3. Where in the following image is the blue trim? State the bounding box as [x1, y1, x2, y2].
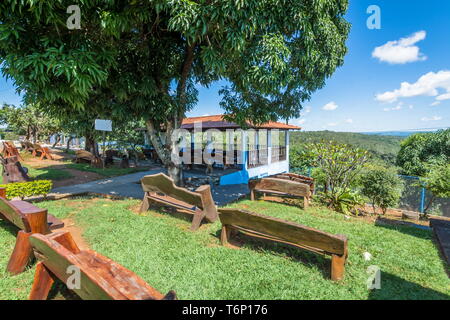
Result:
[220, 170, 249, 185]
[420, 187, 426, 213]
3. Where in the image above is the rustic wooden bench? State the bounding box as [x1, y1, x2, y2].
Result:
[21, 141, 35, 153]
[0, 188, 64, 275]
[140, 173, 218, 231]
[249, 177, 312, 208]
[29, 230, 177, 300]
[2, 141, 23, 161]
[74, 150, 103, 168]
[272, 173, 315, 194]
[32, 143, 54, 160]
[218, 208, 349, 281]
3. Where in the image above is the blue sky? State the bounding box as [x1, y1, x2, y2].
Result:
[1, 0, 449, 132]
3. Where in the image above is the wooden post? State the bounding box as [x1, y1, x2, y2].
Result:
[331, 254, 346, 281]
[29, 262, 55, 300]
[7, 231, 33, 275]
[0, 187, 6, 198]
[303, 196, 309, 209]
[139, 195, 150, 213]
[220, 225, 231, 246]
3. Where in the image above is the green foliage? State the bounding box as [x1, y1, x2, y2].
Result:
[0, 180, 53, 200]
[317, 188, 365, 215]
[421, 162, 450, 199]
[396, 129, 450, 177]
[361, 167, 404, 215]
[0, 0, 351, 177]
[290, 131, 404, 166]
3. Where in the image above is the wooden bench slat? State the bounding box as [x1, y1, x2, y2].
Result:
[219, 208, 346, 255]
[29, 231, 176, 300]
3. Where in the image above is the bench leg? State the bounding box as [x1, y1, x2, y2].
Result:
[250, 189, 255, 201]
[303, 197, 309, 209]
[220, 225, 232, 246]
[331, 254, 346, 281]
[7, 231, 33, 275]
[190, 212, 205, 231]
[139, 195, 150, 213]
[29, 262, 55, 300]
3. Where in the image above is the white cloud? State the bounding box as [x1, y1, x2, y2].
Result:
[383, 103, 403, 112]
[322, 102, 338, 111]
[372, 31, 427, 64]
[436, 93, 450, 101]
[421, 116, 442, 122]
[345, 118, 353, 124]
[430, 101, 441, 107]
[408, 105, 414, 109]
[327, 122, 338, 127]
[376, 70, 450, 103]
[296, 119, 307, 125]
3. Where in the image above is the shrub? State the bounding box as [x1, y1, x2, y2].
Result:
[420, 161, 450, 214]
[361, 167, 403, 215]
[318, 188, 365, 215]
[0, 180, 53, 200]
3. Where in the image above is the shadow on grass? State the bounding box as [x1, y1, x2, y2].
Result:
[368, 272, 450, 300]
[212, 228, 331, 280]
[0, 219, 20, 238]
[375, 217, 432, 241]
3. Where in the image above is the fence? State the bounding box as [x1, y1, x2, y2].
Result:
[399, 175, 449, 217]
[291, 167, 449, 217]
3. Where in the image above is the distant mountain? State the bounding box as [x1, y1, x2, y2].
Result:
[360, 131, 438, 137]
[290, 131, 405, 165]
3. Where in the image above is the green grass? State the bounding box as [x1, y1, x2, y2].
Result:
[0, 166, 73, 184]
[65, 163, 148, 177]
[1, 197, 449, 300]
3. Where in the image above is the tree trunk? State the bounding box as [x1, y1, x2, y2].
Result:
[145, 119, 184, 186]
[52, 135, 61, 148]
[84, 134, 99, 157]
[65, 136, 74, 153]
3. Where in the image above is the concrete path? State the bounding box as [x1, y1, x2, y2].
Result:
[51, 169, 249, 206]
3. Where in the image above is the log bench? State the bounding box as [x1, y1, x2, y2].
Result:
[218, 208, 348, 281]
[2, 141, 23, 161]
[272, 173, 315, 194]
[32, 143, 54, 160]
[29, 230, 177, 300]
[140, 173, 218, 231]
[249, 177, 312, 208]
[0, 188, 64, 275]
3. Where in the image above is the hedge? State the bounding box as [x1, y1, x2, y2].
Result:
[0, 180, 53, 200]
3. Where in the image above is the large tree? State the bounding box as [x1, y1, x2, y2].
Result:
[0, 0, 350, 184]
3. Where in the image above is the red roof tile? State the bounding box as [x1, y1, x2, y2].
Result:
[181, 115, 301, 130]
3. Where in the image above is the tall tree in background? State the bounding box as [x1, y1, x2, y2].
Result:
[0, 0, 350, 184]
[396, 129, 450, 177]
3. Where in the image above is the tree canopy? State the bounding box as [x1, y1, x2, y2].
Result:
[0, 0, 351, 183]
[396, 129, 450, 177]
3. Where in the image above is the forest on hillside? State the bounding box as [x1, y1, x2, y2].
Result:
[290, 131, 405, 165]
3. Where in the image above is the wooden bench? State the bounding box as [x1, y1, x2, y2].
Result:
[74, 150, 103, 168]
[249, 177, 312, 208]
[32, 143, 54, 160]
[21, 141, 35, 153]
[2, 141, 23, 161]
[272, 173, 315, 194]
[29, 230, 177, 300]
[0, 188, 64, 275]
[140, 173, 218, 231]
[218, 208, 349, 281]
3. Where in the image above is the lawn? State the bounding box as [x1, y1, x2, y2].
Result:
[0, 197, 449, 300]
[65, 163, 148, 177]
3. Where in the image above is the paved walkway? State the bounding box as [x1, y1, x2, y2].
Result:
[51, 169, 249, 206]
[430, 217, 450, 269]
